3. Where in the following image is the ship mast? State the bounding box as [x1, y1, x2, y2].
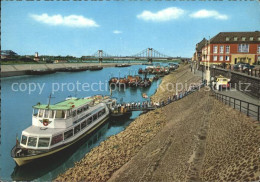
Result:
[47, 93, 55, 109]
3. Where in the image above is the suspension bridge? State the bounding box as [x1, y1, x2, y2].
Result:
[81, 48, 190, 63]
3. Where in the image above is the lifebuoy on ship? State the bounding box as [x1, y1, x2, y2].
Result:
[42, 119, 49, 126]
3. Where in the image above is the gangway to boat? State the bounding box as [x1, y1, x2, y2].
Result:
[110, 82, 205, 117]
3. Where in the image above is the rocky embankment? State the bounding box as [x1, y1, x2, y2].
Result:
[55, 64, 260, 181]
[55, 109, 167, 181]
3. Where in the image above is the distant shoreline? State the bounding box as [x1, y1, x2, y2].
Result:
[0, 62, 142, 78]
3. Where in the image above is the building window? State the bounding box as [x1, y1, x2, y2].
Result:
[258, 37, 260, 41]
[225, 56, 230, 61]
[220, 56, 223, 61]
[258, 45, 260, 53]
[213, 56, 217, 61]
[242, 37, 246, 41]
[234, 37, 238, 41]
[250, 37, 254, 41]
[226, 37, 229, 41]
[226, 45, 230, 53]
[220, 46, 224, 53]
[213, 46, 218, 53]
[238, 44, 249, 53]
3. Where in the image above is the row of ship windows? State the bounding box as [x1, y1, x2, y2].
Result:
[21, 108, 106, 148]
[34, 105, 89, 119]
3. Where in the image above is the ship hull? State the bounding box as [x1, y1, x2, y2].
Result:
[12, 116, 109, 166]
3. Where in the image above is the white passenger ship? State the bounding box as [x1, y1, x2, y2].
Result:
[11, 95, 116, 166]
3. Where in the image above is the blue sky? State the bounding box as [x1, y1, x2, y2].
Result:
[2, 1, 260, 57]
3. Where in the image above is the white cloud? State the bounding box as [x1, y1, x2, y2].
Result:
[30, 13, 99, 27]
[137, 7, 185, 22]
[190, 9, 228, 20]
[113, 30, 122, 34]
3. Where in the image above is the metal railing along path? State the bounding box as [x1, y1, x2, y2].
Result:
[214, 92, 260, 122]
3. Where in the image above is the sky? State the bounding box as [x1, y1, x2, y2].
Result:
[2, 1, 260, 58]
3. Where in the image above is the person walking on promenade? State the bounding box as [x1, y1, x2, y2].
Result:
[172, 94, 176, 101]
[118, 104, 121, 113]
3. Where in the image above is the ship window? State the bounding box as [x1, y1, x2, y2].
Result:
[64, 129, 73, 140]
[66, 110, 71, 118]
[33, 109, 39, 116]
[87, 117, 92, 125]
[81, 120, 87, 129]
[38, 137, 50, 147]
[51, 134, 63, 145]
[49, 110, 55, 118]
[27, 137, 37, 147]
[83, 105, 89, 111]
[74, 125, 81, 135]
[44, 110, 50, 118]
[56, 110, 66, 118]
[93, 114, 98, 121]
[77, 108, 83, 115]
[72, 110, 76, 117]
[21, 135, 27, 145]
[38, 109, 44, 118]
[98, 109, 106, 117]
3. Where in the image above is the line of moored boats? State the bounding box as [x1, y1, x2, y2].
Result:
[109, 63, 179, 88]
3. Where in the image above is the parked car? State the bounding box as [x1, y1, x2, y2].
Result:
[212, 75, 231, 91]
[233, 63, 254, 71]
[233, 63, 242, 70]
[242, 63, 255, 70]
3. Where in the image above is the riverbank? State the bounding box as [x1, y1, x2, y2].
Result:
[109, 66, 260, 181]
[0, 62, 141, 78]
[54, 64, 200, 181]
[55, 65, 260, 181]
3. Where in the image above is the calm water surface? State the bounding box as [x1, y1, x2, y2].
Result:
[0, 64, 164, 181]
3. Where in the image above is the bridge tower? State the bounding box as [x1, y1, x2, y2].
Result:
[147, 48, 153, 63]
[98, 50, 103, 63]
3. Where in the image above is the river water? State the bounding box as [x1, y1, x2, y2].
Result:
[0, 64, 164, 181]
